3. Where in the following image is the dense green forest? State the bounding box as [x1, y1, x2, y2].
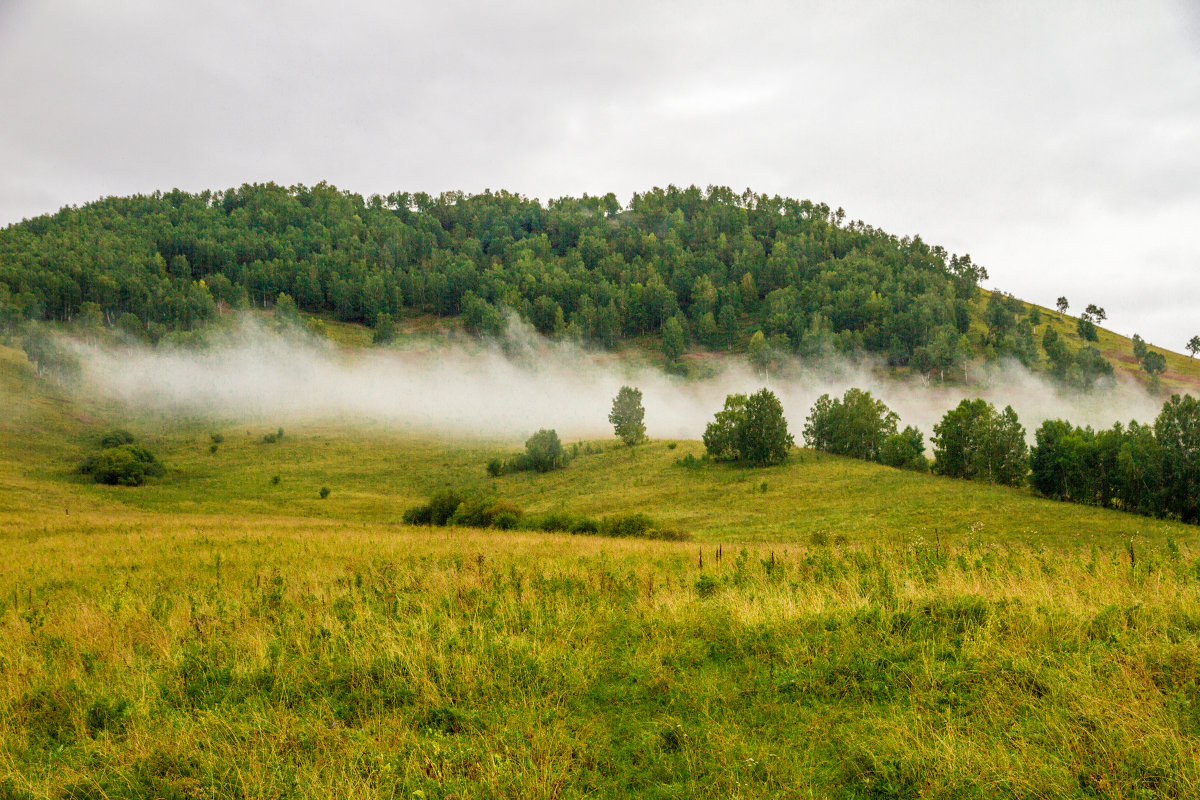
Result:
[0, 183, 1002, 369]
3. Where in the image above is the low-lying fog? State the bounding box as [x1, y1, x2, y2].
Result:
[74, 318, 1168, 443]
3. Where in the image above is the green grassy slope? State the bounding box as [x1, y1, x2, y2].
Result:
[1007, 297, 1200, 392]
[2, 342, 1200, 798]
[0, 348, 1190, 550]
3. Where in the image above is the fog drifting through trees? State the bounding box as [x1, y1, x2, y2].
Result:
[73, 316, 1165, 444]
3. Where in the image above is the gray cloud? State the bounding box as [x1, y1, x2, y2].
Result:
[2, 0, 1197, 348]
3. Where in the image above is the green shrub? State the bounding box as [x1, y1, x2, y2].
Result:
[98, 429, 135, 449]
[81, 445, 165, 486]
[524, 429, 565, 473]
[319, 486, 331, 499]
[449, 496, 492, 528]
[492, 510, 520, 530]
[522, 511, 599, 534]
[402, 505, 433, 525]
[879, 426, 930, 472]
[428, 489, 464, 526]
[210, 432, 225, 445]
[704, 389, 793, 466]
[600, 513, 656, 538]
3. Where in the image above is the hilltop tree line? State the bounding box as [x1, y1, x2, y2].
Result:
[0, 182, 990, 368]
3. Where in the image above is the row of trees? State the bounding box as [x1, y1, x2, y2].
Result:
[801, 389, 1027, 485]
[1029, 394, 1200, 523]
[803, 386, 1200, 524]
[546, 380, 1199, 527]
[0, 183, 987, 368]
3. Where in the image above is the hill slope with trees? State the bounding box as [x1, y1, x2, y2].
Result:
[0, 183, 984, 363]
[3, 182, 1197, 391]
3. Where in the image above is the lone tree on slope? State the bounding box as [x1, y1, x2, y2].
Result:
[1056, 297, 1069, 318]
[1187, 335, 1200, 359]
[609, 385, 647, 447]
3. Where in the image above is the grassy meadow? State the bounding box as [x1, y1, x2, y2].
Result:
[2, 341, 1200, 798]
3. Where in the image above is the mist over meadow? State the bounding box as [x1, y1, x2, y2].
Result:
[71, 317, 1166, 444]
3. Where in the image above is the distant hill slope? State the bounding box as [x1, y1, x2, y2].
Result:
[0, 340, 1193, 549]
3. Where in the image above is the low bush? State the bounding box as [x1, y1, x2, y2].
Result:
[520, 511, 599, 534]
[405, 491, 524, 529]
[98, 429, 135, 449]
[402, 490, 685, 539]
[486, 430, 589, 477]
[80, 444, 165, 486]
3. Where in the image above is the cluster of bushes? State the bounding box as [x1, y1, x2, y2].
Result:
[1132, 334, 1168, 388]
[486, 429, 565, 476]
[1030, 394, 1200, 522]
[803, 388, 928, 471]
[802, 389, 1024, 485]
[703, 389, 793, 466]
[402, 490, 523, 529]
[804, 385, 1200, 524]
[78, 429, 165, 486]
[1041, 327, 1113, 389]
[487, 431, 606, 477]
[402, 489, 685, 540]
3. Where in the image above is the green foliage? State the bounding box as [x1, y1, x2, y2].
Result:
[400, 488, 680, 540]
[803, 388, 899, 462]
[608, 385, 647, 447]
[80, 444, 165, 486]
[1043, 326, 1113, 389]
[428, 488, 465, 525]
[1155, 393, 1200, 523]
[523, 429, 565, 473]
[371, 312, 395, 344]
[1142, 350, 1167, 378]
[19, 323, 79, 382]
[879, 426, 930, 472]
[703, 389, 794, 466]
[661, 315, 686, 363]
[0, 184, 987, 364]
[318, 486, 331, 499]
[932, 399, 1027, 486]
[1026, 395, 1200, 523]
[99, 429, 135, 449]
[1076, 316, 1099, 342]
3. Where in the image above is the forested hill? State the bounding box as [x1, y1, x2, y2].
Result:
[0, 184, 998, 366]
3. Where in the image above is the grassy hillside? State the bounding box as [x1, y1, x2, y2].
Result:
[2, 343, 1200, 798]
[1005, 297, 1200, 393]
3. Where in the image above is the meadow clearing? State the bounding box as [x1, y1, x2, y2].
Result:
[1, 344, 1199, 798]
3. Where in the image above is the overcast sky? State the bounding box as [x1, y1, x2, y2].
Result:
[1, 1, 1197, 349]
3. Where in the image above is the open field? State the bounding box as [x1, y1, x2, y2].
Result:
[2, 342, 1200, 798]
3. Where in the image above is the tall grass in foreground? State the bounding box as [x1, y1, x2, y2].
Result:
[1, 520, 1198, 798]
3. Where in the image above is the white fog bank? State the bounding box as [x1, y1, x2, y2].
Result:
[74, 319, 1171, 443]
